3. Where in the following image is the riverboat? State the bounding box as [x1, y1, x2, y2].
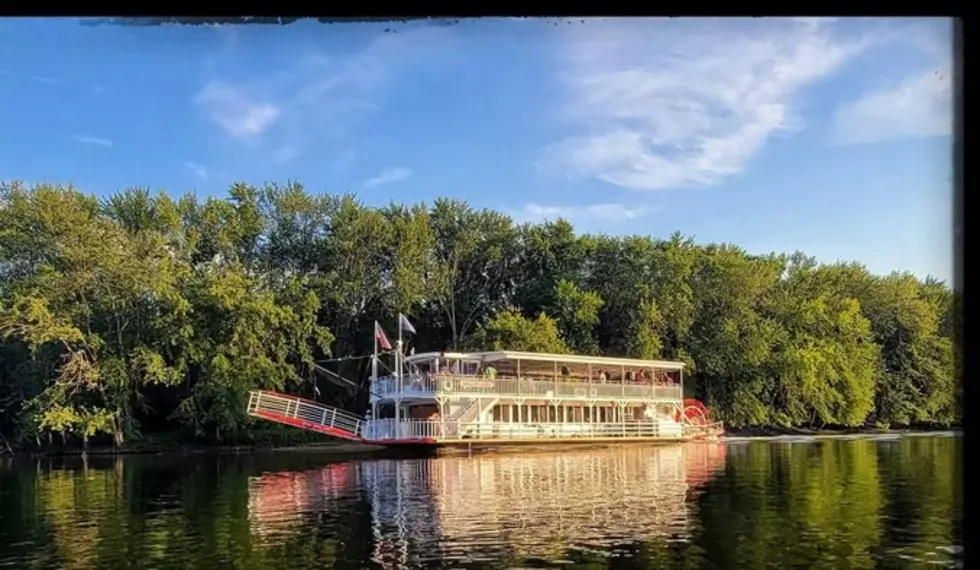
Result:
[246, 349, 725, 447]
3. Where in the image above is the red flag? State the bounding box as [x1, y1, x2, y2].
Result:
[375, 322, 392, 351]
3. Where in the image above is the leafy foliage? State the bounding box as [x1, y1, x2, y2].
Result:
[0, 182, 960, 450]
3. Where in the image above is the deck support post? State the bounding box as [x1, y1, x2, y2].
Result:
[650, 367, 655, 400]
[394, 398, 402, 438]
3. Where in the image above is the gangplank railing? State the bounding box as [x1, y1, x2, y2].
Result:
[247, 390, 364, 439]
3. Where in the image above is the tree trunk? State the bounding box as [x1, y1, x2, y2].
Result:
[112, 412, 125, 448]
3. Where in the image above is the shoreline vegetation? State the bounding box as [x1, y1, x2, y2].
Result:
[0, 182, 961, 455]
[3, 425, 962, 459]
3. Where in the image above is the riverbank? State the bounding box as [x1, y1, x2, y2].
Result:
[0, 426, 388, 459]
[2, 440, 385, 459]
[725, 425, 961, 437]
[2, 424, 960, 458]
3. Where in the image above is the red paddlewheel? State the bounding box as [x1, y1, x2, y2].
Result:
[676, 399, 714, 425]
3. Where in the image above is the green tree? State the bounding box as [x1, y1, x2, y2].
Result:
[0, 180, 961, 449]
[551, 279, 603, 354]
[469, 309, 568, 354]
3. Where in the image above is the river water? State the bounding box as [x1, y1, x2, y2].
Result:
[0, 434, 962, 569]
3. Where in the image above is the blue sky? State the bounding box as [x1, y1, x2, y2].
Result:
[0, 17, 955, 283]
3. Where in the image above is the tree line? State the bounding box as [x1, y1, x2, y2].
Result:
[0, 182, 961, 451]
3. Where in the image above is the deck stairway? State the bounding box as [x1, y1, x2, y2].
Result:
[247, 390, 364, 441]
[458, 398, 498, 438]
[449, 398, 480, 423]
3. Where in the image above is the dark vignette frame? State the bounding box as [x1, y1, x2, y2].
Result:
[0, 11, 970, 563]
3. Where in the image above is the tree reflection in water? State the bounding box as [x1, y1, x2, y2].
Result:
[0, 435, 963, 570]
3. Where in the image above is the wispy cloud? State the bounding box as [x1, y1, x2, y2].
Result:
[540, 18, 872, 191]
[830, 23, 953, 146]
[831, 69, 951, 145]
[32, 76, 57, 84]
[194, 25, 455, 160]
[186, 161, 209, 179]
[333, 150, 355, 170]
[271, 144, 299, 164]
[194, 80, 281, 141]
[72, 134, 113, 147]
[364, 167, 413, 188]
[515, 202, 655, 223]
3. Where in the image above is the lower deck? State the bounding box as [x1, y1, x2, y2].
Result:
[246, 390, 724, 448]
[370, 435, 695, 448]
[363, 417, 689, 443]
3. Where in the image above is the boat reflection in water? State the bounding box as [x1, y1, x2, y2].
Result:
[248, 443, 727, 567]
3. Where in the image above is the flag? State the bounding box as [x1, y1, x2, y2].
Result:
[314, 384, 321, 396]
[375, 322, 392, 350]
[398, 313, 417, 334]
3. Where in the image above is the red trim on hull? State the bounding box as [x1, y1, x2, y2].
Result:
[253, 411, 363, 441]
[363, 438, 438, 446]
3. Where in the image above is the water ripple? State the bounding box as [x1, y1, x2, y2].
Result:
[0, 436, 962, 570]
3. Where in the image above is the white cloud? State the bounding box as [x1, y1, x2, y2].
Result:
[194, 80, 281, 141]
[186, 161, 209, 179]
[72, 134, 113, 147]
[364, 167, 412, 188]
[194, 25, 454, 160]
[541, 18, 871, 191]
[32, 76, 57, 84]
[831, 68, 952, 145]
[830, 22, 953, 146]
[515, 202, 655, 223]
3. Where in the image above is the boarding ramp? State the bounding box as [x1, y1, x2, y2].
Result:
[247, 390, 364, 441]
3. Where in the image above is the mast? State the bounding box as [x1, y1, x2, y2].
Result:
[372, 322, 379, 433]
[395, 323, 403, 433]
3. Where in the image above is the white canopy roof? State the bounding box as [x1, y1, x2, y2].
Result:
[404, 350, 685, 370]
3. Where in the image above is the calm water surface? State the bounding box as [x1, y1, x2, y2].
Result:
[0, 434, 962, 569]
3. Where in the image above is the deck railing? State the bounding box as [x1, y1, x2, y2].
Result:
[372, 375, 682, 402]
[247, 390, 364, 438]
[363, 418, 685, 441]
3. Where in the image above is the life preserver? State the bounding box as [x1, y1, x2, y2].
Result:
[444, 379, 453, 391]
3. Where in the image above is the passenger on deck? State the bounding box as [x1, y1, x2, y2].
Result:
[484, 364, 497, 379]
[598, 370, 608, 383]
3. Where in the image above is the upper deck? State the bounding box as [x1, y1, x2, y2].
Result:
[371, 350, 685, 404]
